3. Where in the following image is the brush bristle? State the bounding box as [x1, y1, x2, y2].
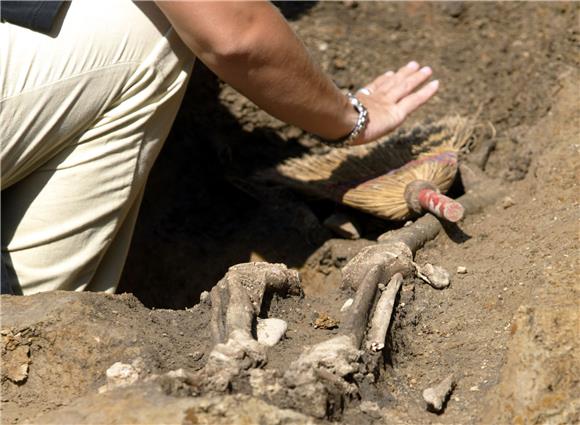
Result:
[259, 116, 475, 220]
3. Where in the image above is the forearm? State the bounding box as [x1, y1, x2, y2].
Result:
[156, 1, 357, 140]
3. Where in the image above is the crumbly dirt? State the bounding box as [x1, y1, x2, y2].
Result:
[2, 2, 579, 424]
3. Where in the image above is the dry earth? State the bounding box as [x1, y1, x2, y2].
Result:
[1, 2, 579, 424]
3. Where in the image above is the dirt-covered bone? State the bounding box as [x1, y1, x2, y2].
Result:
[247, 252, 412, 418]
[248, 260, 401, 418]
[249, 335, 363, 419]
[178, 162, 504, 418]
[341, 265, 383, 346]
[210, 262, 301, 344]
[366, 273, 404, 352]
[341, 241, 413, 291]
[193, 263, 301, 393]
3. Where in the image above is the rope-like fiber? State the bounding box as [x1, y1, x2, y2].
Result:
[261, 116, 475, 220]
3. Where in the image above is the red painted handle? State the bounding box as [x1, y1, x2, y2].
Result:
[417, 189, 464, 222]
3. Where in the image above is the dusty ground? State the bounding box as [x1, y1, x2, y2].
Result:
[1, 2, 579, 424]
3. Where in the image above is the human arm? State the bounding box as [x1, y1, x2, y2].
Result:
[155, 1, 438, 145]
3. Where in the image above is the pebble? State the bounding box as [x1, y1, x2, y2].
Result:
[502, 196, 516, 209]
[360, 401, 381, 418]
[199, 291, 210, 304]
[256, 318, 287, 347]
[340, 298, 354, 312]
[457, 266, 468, 274]
[188, 351, 204, 361]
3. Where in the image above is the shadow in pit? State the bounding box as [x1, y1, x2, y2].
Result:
[117, 62, 330, 309]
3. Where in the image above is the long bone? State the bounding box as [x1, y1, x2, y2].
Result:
[366, 273, 404, 352]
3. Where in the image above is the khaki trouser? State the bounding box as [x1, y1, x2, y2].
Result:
[1, 0, 194, 294]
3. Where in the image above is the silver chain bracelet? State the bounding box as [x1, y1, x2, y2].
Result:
[321, 92, 369, 148]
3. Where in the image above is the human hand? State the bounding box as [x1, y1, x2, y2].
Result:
[351, 61, 439, 145]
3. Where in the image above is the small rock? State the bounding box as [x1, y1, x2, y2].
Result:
[457, 266, 468, 274]
[502, 196, 515, 209]
[323, 213, 360, 239]
[257, 318, 287, 347]
[360, 401, 381, 418]
[188, 351, 204, 361]
[2, 344, 30, 383]
[101, 361, 140, 393]
[333, 58, 347, 70]
[378, 283, 386, 291]
[416, 263, 451, 289]
[199, 291, 210, 304]
[340, 298, 354, 312]
[422, 373, 456, 413]
[442, 2, 465, 18]
[317, 42, 328, 52]
[166, 369, 188, 379]
[469, 385, 480, 391]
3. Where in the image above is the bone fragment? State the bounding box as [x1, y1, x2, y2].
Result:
[201, 263, 301, 392]
[210, 262, 300, 344]
[340, 298, 353, 312]
[257, 318, 287, 346]
[422, 373, 456, 412]
[341, 265, 383, 347]
[366, 273, 403, 351]
[415, 263, 450, 289]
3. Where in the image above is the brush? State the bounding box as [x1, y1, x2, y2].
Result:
[259, 116, 474, 223]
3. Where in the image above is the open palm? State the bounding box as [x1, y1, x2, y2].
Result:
[352, 61, 439, 145]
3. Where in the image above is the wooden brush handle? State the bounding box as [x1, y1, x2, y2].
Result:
[417, 188, 464, 222]
[404, 180, 464, 223]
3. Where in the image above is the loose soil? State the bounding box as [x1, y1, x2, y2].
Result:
[1, 2, 578, 424]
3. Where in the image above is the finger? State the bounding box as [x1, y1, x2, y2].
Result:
[396, 79, 439, 116]
[359, 70, 395, 95]
[395, 60, 421, 79]
[377, 61, 420, 93]
[387, 65, 433, 102]
[374, 71, 397, 93]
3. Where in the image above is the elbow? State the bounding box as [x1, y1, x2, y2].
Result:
[199, 33, 255, 68]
